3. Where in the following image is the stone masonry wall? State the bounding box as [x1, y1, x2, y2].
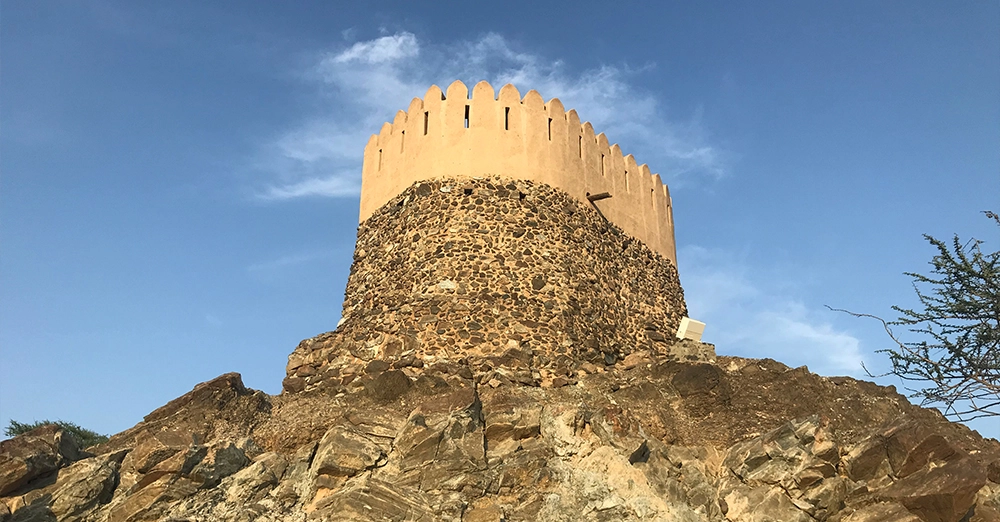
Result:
[283, 177, 687, 393]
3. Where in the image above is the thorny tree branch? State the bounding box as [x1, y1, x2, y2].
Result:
[828, 211, 1000, 421]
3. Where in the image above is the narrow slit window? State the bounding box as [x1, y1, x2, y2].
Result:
[624, 170, 629, 192]
[400, 130, 405, 152]
[601, 154, 605, 177]
[504, 107, 510, 130]
[650, 189, 655, 209]
[578, 136, 583, 157]
[423, 111, 429, 135]
[547, 118, 552, 140]
[464, 105, 470, 129]
[378, 149, 383, 171]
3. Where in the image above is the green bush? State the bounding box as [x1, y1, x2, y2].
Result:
[4, 419, 109, 448]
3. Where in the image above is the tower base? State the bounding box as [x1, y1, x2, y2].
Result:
[284, 177, 687, 393]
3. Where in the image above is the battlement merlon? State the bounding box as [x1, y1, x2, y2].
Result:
[359, 80, 678, 265]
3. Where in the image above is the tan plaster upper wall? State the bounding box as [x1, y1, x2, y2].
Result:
[360, 80, 678, 264]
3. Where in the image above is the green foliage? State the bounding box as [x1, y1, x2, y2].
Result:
[4, 419, 110, 448]
[837, 211, 999, 420]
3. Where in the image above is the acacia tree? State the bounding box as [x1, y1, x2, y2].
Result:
[4, 419, 109, 448]
[835, 211, 999, 421]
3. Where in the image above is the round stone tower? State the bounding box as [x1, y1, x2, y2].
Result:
[283, 81, 687, 394]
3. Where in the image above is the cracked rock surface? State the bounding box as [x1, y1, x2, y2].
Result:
[3, 356, 999, 521]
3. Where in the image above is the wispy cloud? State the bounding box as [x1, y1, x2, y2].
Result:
[332, 32, 420, 64]
[680, 245, 867, 376]
[247, 250, 333, 272]
[254, 31, 727, 200]
[257, 169, 359, 200]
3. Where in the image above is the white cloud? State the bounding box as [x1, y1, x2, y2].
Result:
[680, 246, 759, 315]
[247, 250, 332, 272]
[254, 31, 727, 200]
[332, 32, 419, 64]
[259, 172, 359, 200]
[680, 245, 867, 377]
[754, 306, 867, 375]
[274, 123, 360, 164]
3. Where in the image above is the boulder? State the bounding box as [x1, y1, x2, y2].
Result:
[2, 451, 124, 522]
[0, 425, 81, 496]
[310, 426, 387, 491]
[842, 502, 923, 522]
[879, 458, 987, 522]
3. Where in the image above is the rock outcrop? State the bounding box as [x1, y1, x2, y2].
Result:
[0, 424, 83, 498]
[3, 352, 998, 521]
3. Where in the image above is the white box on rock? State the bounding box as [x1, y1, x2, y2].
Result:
[676, 317, 706, 342]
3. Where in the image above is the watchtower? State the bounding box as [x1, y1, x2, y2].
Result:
[361, 80, 677, 264]
[283, 80, 688, 393]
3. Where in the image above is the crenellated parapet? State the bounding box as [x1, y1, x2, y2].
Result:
[361, 80, 677, 264]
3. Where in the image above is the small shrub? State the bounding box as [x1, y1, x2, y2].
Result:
[4, 419, 110, 448]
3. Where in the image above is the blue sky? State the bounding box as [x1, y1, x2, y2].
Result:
[2, 2, 997, 439]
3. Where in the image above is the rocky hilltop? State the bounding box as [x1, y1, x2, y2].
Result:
[2, 346, 998, 521]
[3, 177, 998, 521]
